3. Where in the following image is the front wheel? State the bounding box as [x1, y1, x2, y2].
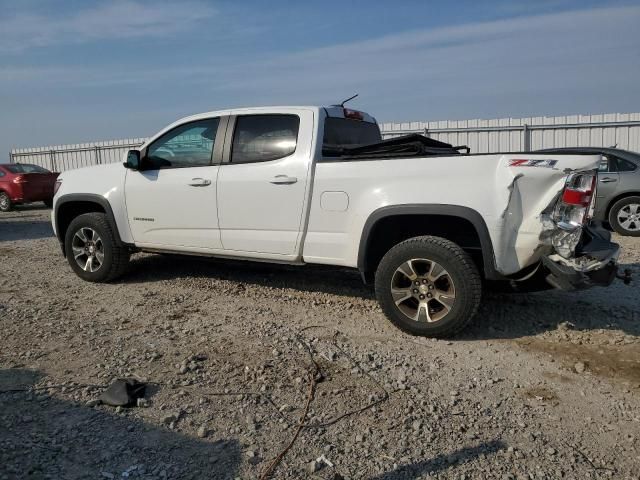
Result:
[0, 192, 12, 212]
[375, 236, 482, 338]
[609, 196, 640, 237]
[64, 212, 130, 282]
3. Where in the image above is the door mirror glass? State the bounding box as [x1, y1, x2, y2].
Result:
[124, 150, 141, 170]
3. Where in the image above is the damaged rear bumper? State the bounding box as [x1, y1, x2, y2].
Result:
[542, 223, 620, 290]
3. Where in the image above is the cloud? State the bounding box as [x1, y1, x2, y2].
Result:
[0, 0, 216, 52]
[225, 5, 640, 91]
[210, 4, 640, 118]
[6, 4, 636, 109]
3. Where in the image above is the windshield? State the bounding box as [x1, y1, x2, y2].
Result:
[323, 117, 382, 151]
[5, 164, 51, 174]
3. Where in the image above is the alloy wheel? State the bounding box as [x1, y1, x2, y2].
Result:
[617, 203, 640, 232]
[71, 227, 105, 272]
[390, 258, 456, 323]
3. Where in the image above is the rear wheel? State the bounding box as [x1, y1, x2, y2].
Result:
[609, 196, 640, 237]
[0, 192, 12, 212]
[375, 236, 482, 338]
[64, 213, 130, 282]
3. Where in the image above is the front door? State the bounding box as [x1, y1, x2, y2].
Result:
[125, 117, 225, 250]
[216, 111, 313, 256]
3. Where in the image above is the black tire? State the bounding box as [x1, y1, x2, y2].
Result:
[0, 192, 12, 212]
[43, 199, 53, 208]
[64, 213, 130, 282]
[375, 236, 482, 338]
[608, 196, 640, 237]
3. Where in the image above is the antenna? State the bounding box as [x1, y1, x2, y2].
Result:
[339, 94, 359, 107]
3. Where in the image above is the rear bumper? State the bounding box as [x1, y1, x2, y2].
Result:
[542, 223, 620, 290]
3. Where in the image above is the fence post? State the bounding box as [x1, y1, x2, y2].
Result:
[95, 146, 101, 165]
[49, 150, 58, 172]
[523, 124, 531, 152]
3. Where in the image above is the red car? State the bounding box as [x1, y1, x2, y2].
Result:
[0, 163, 60, 212]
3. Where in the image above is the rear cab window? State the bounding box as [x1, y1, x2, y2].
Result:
[322, 117, 382, 155]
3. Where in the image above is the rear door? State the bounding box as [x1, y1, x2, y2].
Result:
[216, 109, 314, 256]
[124, 117, 227, 250]
[23, 175, 56, 200]
[11, 164, 56, 200]
[595, 154, 620, 218]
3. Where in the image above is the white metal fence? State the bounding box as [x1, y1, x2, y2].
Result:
[9, 113, 640, 172]
[380, 113, 640, 153]
[9, 138, 146, 172]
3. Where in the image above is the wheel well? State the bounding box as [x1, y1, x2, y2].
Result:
[56, 201, 106, 245]
[605, 192, 640, 220]
[359, 214, 485, 279]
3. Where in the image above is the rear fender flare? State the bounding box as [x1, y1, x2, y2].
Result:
[357, 204, 501, 280]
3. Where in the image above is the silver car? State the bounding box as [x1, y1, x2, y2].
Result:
[536, 147, 640, 236]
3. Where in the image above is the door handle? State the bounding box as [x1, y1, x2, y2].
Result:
[188, 178, 211, 186]
[600, 177, 617, 183]
[270, 175, 298, 185]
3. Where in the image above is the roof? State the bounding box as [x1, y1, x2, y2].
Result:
[537, 146, 627, 153]
[173, 105, 376, 125]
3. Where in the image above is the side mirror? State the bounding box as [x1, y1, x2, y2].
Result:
[124, 150, 141, 170]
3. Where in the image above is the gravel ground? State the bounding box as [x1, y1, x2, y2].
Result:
[1, 206, 639, 480]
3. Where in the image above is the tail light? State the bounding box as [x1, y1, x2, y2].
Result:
[561, 173, 596, 207]
[553, 171, 596, 230]
[551, 170, 597, 258]
[12, 175, 27, 184]
[343, 108, 364, 120]
[54, 179, 62, 195]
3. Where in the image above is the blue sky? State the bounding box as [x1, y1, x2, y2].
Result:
[1, 0, 639, 159]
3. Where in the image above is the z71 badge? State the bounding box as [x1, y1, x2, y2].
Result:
[509, 159, 558, 168]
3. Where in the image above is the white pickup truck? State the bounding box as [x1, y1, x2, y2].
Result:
[52, 105, 623, 337]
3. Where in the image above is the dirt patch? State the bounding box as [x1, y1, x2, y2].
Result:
[2, 207, 640, 478]
[521, 386, 559, 404]
[519, 338, 640, 388]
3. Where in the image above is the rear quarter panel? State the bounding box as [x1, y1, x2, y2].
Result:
[304, 153, 601, 275]
[0, 169, 18, 200]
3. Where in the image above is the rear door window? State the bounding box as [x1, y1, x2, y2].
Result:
[230, 114, 300, 164]
[614, 157, 637, 172]
[599, 156, 614, 172]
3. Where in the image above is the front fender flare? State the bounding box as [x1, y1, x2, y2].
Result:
[55, 194, 127, 253]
